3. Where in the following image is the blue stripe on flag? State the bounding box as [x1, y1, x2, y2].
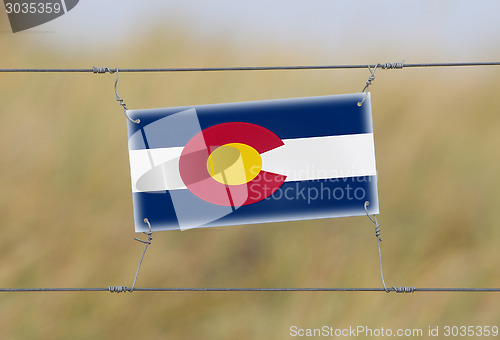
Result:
[132, 176, 378, 232]
[128, 94, 372, 150]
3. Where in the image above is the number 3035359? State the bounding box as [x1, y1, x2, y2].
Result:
[5, 2, 62, 14]
[443, 325, 499, 337]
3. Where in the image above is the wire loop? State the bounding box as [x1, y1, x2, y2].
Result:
[357, 64, 378, 107]
[357, 60, 404, 106]
[93, 66, 139, 123]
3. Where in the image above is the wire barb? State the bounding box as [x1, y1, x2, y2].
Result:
[108, 286, 129, 293]
[380, 60, 405, 69]
[391, 286, 415, 293]
[92, 67, 115, 74]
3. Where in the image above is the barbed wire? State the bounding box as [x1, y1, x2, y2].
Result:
[0, 61, 499, 73]
[0, 287, 499, 293]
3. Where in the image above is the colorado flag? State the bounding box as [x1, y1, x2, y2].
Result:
[127, 93, 379, 232]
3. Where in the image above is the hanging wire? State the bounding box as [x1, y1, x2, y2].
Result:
[93, 67, 140, 124]
[357, 61, 406, 106]
[107, 218, 154, 294]
[364, 201, 416, 294]
[364, 201, 388, 291]
[130, 218, 154, 292]
[114, 68, 140, 124]
[0, 61, 499, 73]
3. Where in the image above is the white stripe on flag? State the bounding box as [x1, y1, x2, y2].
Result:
[261, 133, 376, 181]
[128, 133, 376, 193]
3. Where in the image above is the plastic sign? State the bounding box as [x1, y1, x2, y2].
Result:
[126, 93, 379, 232]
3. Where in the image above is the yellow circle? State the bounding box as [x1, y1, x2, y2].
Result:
[207, 143, 262, 185]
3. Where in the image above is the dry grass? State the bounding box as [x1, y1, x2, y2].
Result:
[0, 17, 499, 339]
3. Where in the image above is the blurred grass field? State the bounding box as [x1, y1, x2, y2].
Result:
[1, 16, 500, 340]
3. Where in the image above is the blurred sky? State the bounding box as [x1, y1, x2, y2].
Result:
[2, 0, 500, 62]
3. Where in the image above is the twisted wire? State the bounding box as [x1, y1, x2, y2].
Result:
[112, 68, 140, 124]
[108, 286, 129, 293]
[130, 218, 154, 292]
[357, 64, 380, 106]
[364, 201, 416, 294]
[364, 201, 389, 292]
[391, 286, 416, 293]
[380, 61, 404, 69]
[92, 67, 115, 74]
